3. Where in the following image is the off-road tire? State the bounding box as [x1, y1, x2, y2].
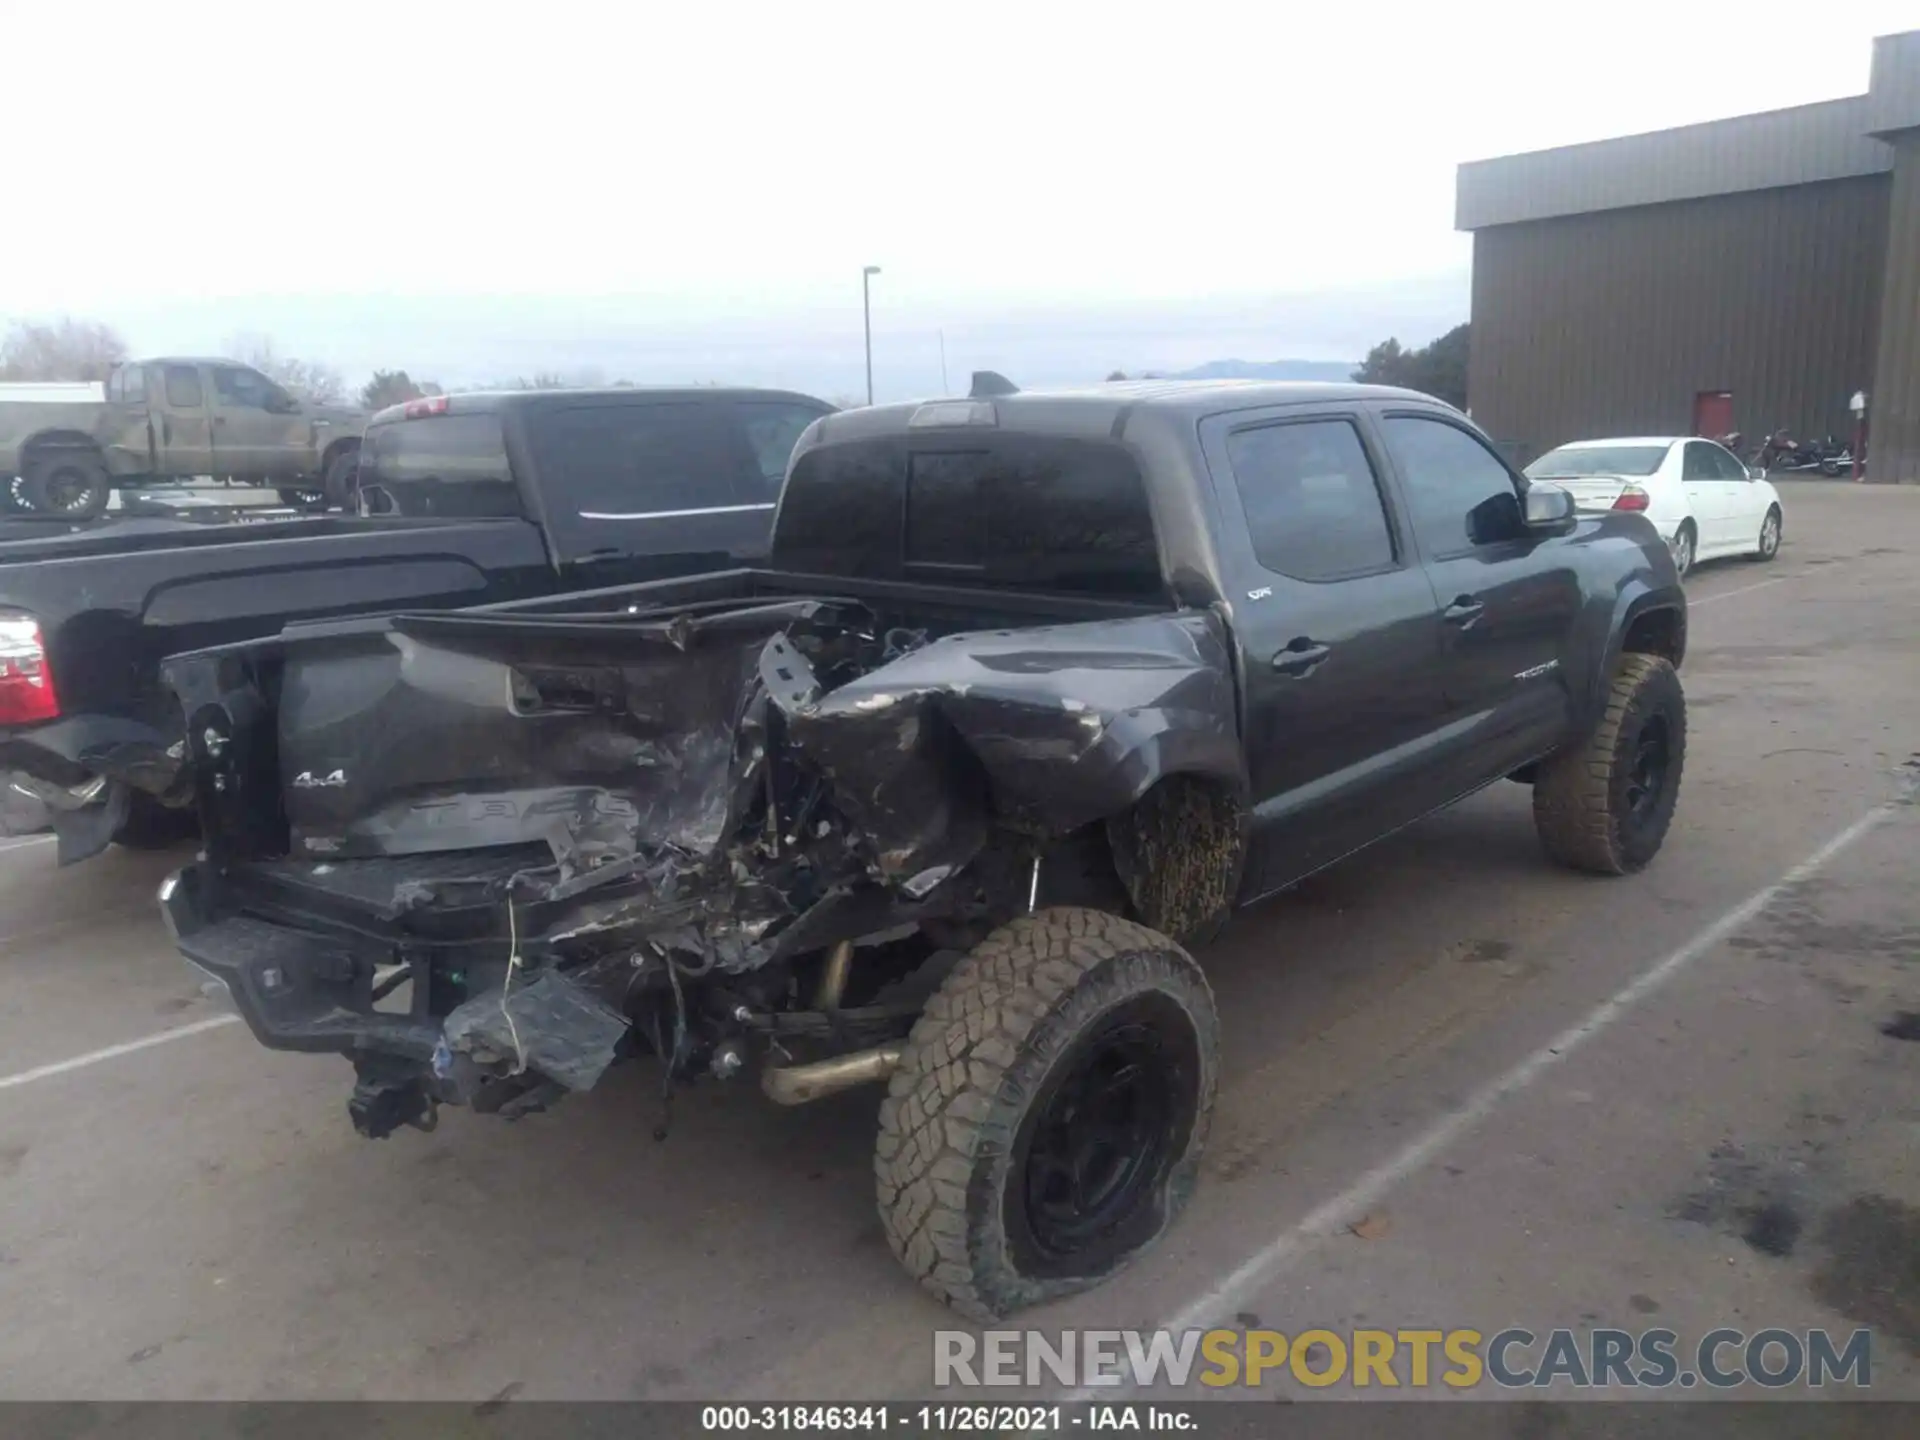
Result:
[277, 486, 328, 511]
[1, 476, 29, 514]
[111, 791, 198, 850]
[1533, 654, 1685, 875]
[22, 451, 112, 520]
[875, 908, 1218, 1320]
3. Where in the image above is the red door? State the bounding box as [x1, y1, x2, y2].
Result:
[1693, 391, 1734, 438]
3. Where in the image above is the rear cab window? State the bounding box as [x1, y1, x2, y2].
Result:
[360, 414, 523, 518]
[774, 434, 1164, 599]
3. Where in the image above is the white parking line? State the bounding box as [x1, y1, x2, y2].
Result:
[0, 834, 56, 855]
[1086, 783, 1906, 1390]
[0, 1014, 239, 1093]
[1689, 577, 1790, 607]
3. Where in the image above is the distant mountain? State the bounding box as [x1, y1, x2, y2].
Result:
[1164, 358, 1356, 382]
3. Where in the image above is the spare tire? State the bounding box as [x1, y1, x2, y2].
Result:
[23, 451, 112, 520]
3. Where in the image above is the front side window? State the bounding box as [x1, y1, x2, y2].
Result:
[1709, 444, 1751, 481]
[1382, 414, 1523, 554]
[121, 365, 147, 403]
[1224, 419, 1395, 581]
[213, 366, 287, 411]
[163, 365, 204, 408]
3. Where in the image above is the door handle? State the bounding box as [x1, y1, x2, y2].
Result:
[1271, 638, 1331, 676]
[1444, 596, 1485, 625]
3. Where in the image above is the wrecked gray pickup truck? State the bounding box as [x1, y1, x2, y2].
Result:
[159, 380, 1688, 1317]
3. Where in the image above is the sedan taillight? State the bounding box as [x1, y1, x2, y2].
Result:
[0, 612, 60, 725]
[1611, 485, 1651, 512]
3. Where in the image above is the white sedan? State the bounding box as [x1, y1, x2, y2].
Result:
[1524, 436, 1783, 578]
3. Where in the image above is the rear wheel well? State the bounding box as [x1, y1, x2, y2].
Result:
[320, 436, 360, 472]
[1622, 606, 1684, 666]
[1103, 774, 1247, 947]
[21, 429, 106, 468]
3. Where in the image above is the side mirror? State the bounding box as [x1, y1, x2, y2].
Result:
[1522, 482, 1575, 530]
[1748, 465, 1765, 481]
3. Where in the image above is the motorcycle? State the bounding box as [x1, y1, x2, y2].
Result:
[1754, 429, 1845, 475]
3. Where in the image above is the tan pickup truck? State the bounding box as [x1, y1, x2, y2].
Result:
[0, 357, 367, 519]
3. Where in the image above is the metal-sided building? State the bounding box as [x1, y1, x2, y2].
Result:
[1457, 29, 1920, 481]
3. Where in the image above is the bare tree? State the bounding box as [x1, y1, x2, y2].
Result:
[225, 332, 348, 405]
[503, 371, 574, 390]
[0, 317, 129, 381]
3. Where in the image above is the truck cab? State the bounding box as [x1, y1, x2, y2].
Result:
[2, 357, 368, 519]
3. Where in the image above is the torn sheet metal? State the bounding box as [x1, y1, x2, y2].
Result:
[775, 611, 1241, 883]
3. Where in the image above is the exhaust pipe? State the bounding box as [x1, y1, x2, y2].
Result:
[812, 938, 854, 1011]
[762, 1044, 904, 1106]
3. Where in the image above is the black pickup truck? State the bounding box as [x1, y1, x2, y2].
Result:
[160, 380, 1686, 1318]
[0, 386, 831, 861]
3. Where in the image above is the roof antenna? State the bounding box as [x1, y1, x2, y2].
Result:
[969, 370, 1018, 398]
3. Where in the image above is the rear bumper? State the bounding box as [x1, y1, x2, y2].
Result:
[160, 857, 637, 1137]
[160, 861, 442, 1062]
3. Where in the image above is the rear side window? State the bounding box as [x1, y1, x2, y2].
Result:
[528, 402, 757, 517]
[777, 436, 1162, 598]
[164, 365, 203, 408]
[360, 415, 521, 517]
[1225, 419, 1395, 581]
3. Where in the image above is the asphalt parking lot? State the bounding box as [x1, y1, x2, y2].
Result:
[2, 480, 1918, 1405]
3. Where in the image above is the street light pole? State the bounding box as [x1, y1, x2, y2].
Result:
[862, 265, 881, 406]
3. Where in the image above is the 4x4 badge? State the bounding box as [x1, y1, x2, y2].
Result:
[293, 769, 347, 788]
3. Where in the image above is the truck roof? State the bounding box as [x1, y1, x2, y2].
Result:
[806, 379, 1448, 447]
[367, 386, 834, 427]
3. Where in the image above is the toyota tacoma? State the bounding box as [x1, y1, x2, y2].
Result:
[159, 379, 1687, 1318]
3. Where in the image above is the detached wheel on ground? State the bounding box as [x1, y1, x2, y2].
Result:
[1750, 505, 1782, 562]
[876, 907, 1218, 1321]
[1533, 653, 1686, 875]
[21, 451, 112, 520]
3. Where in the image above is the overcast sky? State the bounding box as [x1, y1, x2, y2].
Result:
[6, 0, 1915, 399]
